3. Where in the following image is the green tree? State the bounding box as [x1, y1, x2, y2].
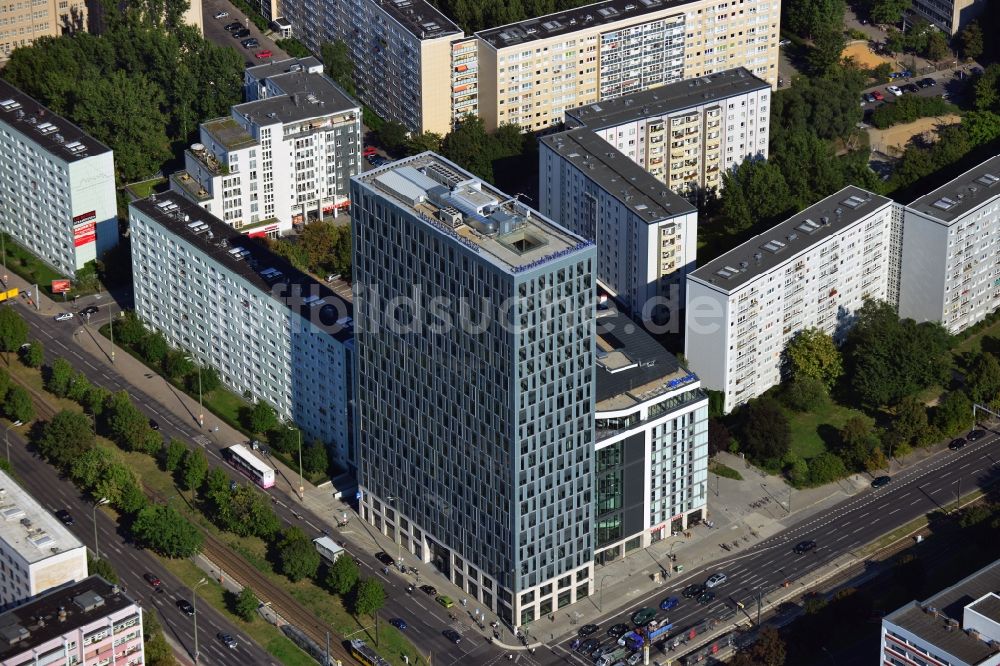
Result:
[783, 328, 843, 388]
[924, 30, 950, 61]
[179, 447, 209, 492]
[807, 26, 846, 75]
[275, 527, 321, 582]
[783, 0, 844, 39]
[82, 385, 111, 418]
[885, 396, 929, 449]
[142, 608, 177, 666]
[783, 375, 830, 412]
[738, 398, 792, 463]
[441, 116, 495, 182]
[202, 466, 229, 498]
[270, 426, 300, 454]
[138, 331, 168, 365]
[966, 351, 1000, 404]
[785, 454, 810, 487]
[35, 410, 94, 468]
[868, 0, 911, 24]
[105, 390, 158, 453]
[730, 626, 787, 666]
[377, 121, 409, 154]
[211, 483, 280, 538]
[958, 21, 984, 60]
[320, 40, 356, 97]
[186, 367, 220, 395]
[326, 553, 360, 596]
[20, 341, 43, 368]
[808, 451, 848, 484]
[352, 577, 386, 617]
[837, 415, 882, 471]
[87, 555, 120, 583]
[0, 367, 10, 400]
[114, 311, 147, 346]
[132, 503, 202, 558]
[161, 438, 187, 472]
[233, 586, 259, 622]
[405, 131, 444, 155]
[162, 350, 194, 379]
[932, 391, 973, 437]
[247, 401, 278, 434]
[4, 386, 34, 424]
[302, 440, 329, 475]
[66, 370, 91, 403]
[0, 307, 28, 359]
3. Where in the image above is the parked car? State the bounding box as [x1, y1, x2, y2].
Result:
[793, 539, 817, 554]
[863, 92, 876, 103]
[419, 585, 437, 595]
[917, 77, 936, 88]
[54, 312, 73, 321]
[149, 419, 159, 431]
[389, 618, 407, 630]
[255, 50, 272, 59]
[949, 437, 967, 450]
[241, 38, 259, 48]
[887, 85, 903, 96]
[705, 573, 727, 588]
[143, 573, 161, 588]
[967, 429, 986, 441]
[54, 509, 74, 525]
[363, 145, 378, 157]
[224, 21, 242, 31]
[872, 475, 892, 488]
[232, 28, 250, 38]
[659, 596, 680, 611]
[682, 583, 706, 598]
[213, 10, 229, 18]
[902, 83, 919, 93]
[176, 599, 194, 616]
[217, 632, 237, 649]
[81, 305, 99, 315]
[578, 624, 599, 636]
[871, 90, 885, 101]
[578, 638, 599, 653]
[607, 623, 629, 638]
[442, 629, 461, 644]
[375, 551, 394, 565]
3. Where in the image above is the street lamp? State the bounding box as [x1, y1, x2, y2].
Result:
[597, 574, 614, 612]
[186, 355, 204, 427]
[108, 306, 116, 364]
[4, 422, 15, 465]
[193, 577, 209, 663]
[387, 496, 402, 563]
[92, 498, 109, 558]
[288, 425, 303, 500]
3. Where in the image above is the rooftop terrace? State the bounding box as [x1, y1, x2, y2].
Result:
[477, 0, 690, 48]
[202, 116, 257, 151]
[689, 186, 894, 293]
[130, 195, 353, 343]
[907, 154, 1000, 224]
[565, 68, 771, 130]
[0, 79, 110, 162]
[353, 152, 593, 275]
[0, 470, 84, 565]
[540, 128, 695, 224]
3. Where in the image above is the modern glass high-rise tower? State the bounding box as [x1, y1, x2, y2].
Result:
[351, 153, 597, 627]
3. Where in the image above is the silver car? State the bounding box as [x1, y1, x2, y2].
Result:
[705, 572, 727, 588]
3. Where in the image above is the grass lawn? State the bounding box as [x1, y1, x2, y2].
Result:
[3, 237, 66, 289]
[126, 177, 167, 200]
[786, 400, 863, 461]
[709, 461, 743, 481]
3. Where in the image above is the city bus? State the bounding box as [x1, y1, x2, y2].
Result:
[349, 639, 391, 666]
[223, 443, 275, 488]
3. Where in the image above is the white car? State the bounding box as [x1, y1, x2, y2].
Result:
[214, 10, 229, 18]
[54, 312, 73, 321]
[887, 85, 903, 97]
[705, 573, 728, 588]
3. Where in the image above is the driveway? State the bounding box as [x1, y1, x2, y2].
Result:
[200, 0, 287, 66]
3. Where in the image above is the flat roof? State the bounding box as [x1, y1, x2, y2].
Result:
[540, 128, 695, 224]
[245, 55, 323, 81]
[0, 576, 137, 660]
[234, 72, 360, 126]
[202, 117, 257, 151]
[565, 68, 771, 130]
[353, 152, 593, 275]
[884, 559, 1000, 666]
[907, 154, 1000, 224]
[374, 0, 461, 39]
[689, 186, 894, 293]
[0, 470, 84, 565]
[968, 594, 1000, 624]
[130, 195, 353, 343]
[0, 79, 111, 163]
[477, 0, 688, 48]
[595, 305, 697, 409]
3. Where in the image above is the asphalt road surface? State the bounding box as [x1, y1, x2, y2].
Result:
[3, 427, 274, 666]
[200, 0, 287, 66]
[549, 430, 1000, 665]
[20, 302, 513, 665]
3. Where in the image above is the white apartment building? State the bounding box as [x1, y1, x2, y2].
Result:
[592, 303, 708, 564]
[539, 128, 698, 322]
[563, 68, 771, 196]
[475, 0, 780, 131]
[0, 470, 88, 610]
[685, 187, 896, 414]
[129, 195, 356, 470]
[0, 80, 118, 276]
[910, 0, 986, 34]
[881, 559, 1000, 666]
[0, 576, 144, 666]
[171, 59, 361, 237]
[898, 156, 1000, 334]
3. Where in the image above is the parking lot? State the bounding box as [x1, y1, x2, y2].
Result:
[200, 0, 287, 65]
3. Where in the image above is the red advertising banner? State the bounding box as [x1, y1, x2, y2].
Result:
[73, 210, 97, 248]
[51, 279, 72, 293]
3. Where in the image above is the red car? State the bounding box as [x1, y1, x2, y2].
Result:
[255, 50, 272, 59]
[363, 146, 377, 158]
[871, 90, 885, 102]
[143, 573, 161, 587]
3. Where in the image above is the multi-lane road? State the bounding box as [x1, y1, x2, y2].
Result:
[549, 429, 1000, 665]
[16, 300, 516, 665]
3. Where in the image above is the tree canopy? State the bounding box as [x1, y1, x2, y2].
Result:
[783, 328, 843, 388]
[275, 527, 320, 582]
[738, 397, 792, 462]
[132, 503, 202, 558]
[35, 410, 94, 469]
[0, 307, 28, 355]
[783, 0, 844, 39]
[326, 554, 360, 596]
[352, 577, 386, 617]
